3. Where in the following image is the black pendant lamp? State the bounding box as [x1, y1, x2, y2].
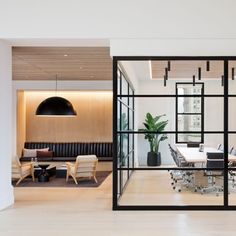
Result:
[36, 75, 77, 116]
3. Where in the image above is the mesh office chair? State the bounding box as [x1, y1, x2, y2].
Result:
[201, 152, 224, 196]
[217, 144, 234, 154]
[168, 144, 194, 192]
[229, 148, 236, 188]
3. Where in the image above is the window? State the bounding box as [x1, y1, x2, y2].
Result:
[176, 83, 204, 143]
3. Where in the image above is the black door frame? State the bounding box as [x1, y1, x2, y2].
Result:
[113, 56, 236, 210]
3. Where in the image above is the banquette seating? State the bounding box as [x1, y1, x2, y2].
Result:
[20, 142, 113, 162]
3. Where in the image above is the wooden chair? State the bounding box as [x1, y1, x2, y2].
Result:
[66, 155, 98, 184]
[14, 156, 35, 185]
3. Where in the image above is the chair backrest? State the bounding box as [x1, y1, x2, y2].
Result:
[217, 144, 222, 150]
[229, 146, 234, 154]
[75, 155, 98, 171]
[216, 144, 233, 153]
[187, 142, 200, 148]
[231, 148, 236, 156]
[206, 152, 224, 169]
[168, 144, 179, 166]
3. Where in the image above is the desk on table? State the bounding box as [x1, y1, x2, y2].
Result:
[176, 147, 236, 164]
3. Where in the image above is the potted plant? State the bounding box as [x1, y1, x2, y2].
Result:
[139, 113, 168, 166]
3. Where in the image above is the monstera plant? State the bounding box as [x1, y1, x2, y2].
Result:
[139, 113, 168, 166]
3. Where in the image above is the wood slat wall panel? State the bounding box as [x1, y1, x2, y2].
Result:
[24, 91, 112, 143]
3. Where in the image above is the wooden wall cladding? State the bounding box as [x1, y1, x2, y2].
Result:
[24, 91, 112, 142]
[17, 91, 26, 156]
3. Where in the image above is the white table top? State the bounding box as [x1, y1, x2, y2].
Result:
[176, 146, 236, 163]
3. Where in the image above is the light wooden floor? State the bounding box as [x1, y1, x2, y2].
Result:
[1, 172, 236, 235]
[120, 170, 236, 206]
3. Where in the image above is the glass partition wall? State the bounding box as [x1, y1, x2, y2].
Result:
[113, 57, 236, 210]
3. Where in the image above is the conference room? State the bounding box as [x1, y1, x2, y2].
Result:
[113, 58, 236, 210]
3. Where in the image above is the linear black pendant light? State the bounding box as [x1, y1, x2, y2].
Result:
[206, 61, 210, 71]
[198, 67, 201, 80]
[221, 75, 224, 87]
[165, 67, 168, 80]
[193, 75, 196, 86]
[167, 61, 171, 71]
[232, 67, 235, 80]
[164, 75, 167, 87]
[36, 75, 77, 116]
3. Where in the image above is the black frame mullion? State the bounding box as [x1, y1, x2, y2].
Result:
[113, 56, 234, 211]
[224, 59, 229, 206]
[113, 57, 118, 208]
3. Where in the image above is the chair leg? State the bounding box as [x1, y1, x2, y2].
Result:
[94, 176, 98, 183]
[31, 169, 35, 182]
[16, 177, 23, 186]
[66, 171, 69, 182]
[71, 175, 78, 185]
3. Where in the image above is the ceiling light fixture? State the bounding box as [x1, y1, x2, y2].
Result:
[206, 61, 210, 71]
[221, 75, 224, 87]
[198, 67, 201, 80]
[193, 75, 196, 86]
[167, 61, 171, 71]
[164, 75, 167, 87]
[232, 68, 235, 80]
[35, 75, 77, 116]
[63, 54, 68, 57]
[165, 67, 168, 80]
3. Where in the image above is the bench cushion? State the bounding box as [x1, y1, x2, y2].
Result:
[22, 142, 113, 161]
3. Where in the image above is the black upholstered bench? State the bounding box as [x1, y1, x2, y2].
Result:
[21, 142, 113, 162]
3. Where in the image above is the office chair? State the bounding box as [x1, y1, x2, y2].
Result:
[228, 148, 236, 188]
[168, 144, 194, 192]
[217, 144, 222, 150]
[217, 144, 234, 154]
[201, 152, 224, 196]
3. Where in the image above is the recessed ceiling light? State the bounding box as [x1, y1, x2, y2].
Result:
[79, 66, 83, 69]
[63, 54, 68, 57]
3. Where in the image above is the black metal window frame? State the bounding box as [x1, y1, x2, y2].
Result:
[113, 56, 236, 211]
[175, 82, 204, 144]
[116, 66, 135, 200]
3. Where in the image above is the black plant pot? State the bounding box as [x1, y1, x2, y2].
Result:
[147, 152, 161, 166]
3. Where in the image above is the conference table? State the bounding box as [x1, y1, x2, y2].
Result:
[176, 146, 236, 164]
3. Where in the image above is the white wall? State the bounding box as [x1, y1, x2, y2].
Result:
[0, 40, 14, 210]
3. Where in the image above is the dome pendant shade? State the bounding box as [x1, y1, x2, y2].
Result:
[36, 96, 77, 116]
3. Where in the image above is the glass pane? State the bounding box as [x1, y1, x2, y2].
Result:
[120, 105, 128, 131]
[177, 97, 201, 114]
[177, 84, 202, 95]
[178, 114, 201, 131]
[177, 133, 202, 143]
[229, 97, 236, 131]
[117, 101, 120, 131]
[129, 109, 133, 130]
[121, 74, 128, 105]
[118, 170, 224, 206]
[204, 97, 223, 131]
